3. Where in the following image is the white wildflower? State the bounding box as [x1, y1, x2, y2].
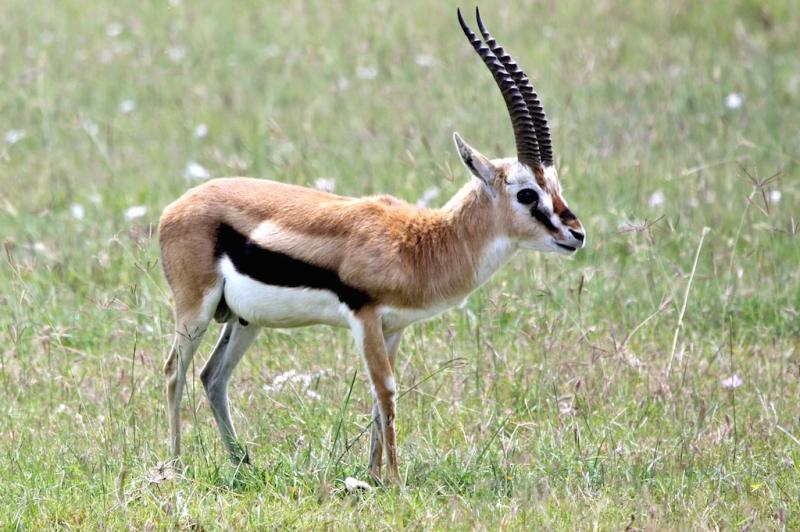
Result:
[414, 53, 437, 68]
[306, 389, 321, 400]
[263, 44, 280, 58]
[194, 123, 208, 138]
[166, 46, 186, 62]
[184, 161, 210, 181]
[786, 75, 800, 95]
[81, 117, 99, 137]
[70, 203, 85, 220]
[721, 374, 743, 389]
[145, 461, 178, 484]
[769, 190, 781, 203]
[344, 477, 371, 492]
[416, 186, 441, 208]
[313, 177, 335, 193]
[264, 370, 329, 394]
[5, 130, 25, 144]
[274, 141, 294, 155]
[356, 66, 378, 80]
[119, 99, 136, 114]
[124, 205, 147, 221]
[725, 93, 743, 110]
[647, 190, 665, 208]
[105, 22, 123, 38]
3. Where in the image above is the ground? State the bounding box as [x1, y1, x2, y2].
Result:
[1, 0, 798, 529]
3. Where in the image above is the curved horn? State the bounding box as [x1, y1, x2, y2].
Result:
[476, 7, 554, 167]
[457, 8, 541, 168]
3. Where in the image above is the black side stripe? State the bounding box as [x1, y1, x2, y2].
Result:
[214, 223, 372, 311]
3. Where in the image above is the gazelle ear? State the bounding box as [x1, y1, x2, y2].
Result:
[453, 132, 496, 190]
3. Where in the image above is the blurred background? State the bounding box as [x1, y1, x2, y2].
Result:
[0, 0, 798, 528]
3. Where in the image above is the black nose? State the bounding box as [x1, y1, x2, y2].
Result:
[569, 229, 585, 242]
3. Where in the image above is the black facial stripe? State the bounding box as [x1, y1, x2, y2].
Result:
[560, 208, 577, 222]
[531, 207, 558, 232]
[214, 223, 372, 311]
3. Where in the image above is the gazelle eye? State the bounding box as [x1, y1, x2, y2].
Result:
[516, 188, 539, 205]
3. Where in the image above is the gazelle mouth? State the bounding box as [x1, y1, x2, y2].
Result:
[555, 242, 577, 252]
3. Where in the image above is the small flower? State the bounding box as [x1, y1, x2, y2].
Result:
[80, 117, 99, 137]
[344, 477, 372, 492]
[194, 123, 208, 138]
[184, 161, 210, 181]
[5, 129, 25, 144]
[263, 44, 280, 58]
[721, 374, 743, 389]
[119, 99, 136, 114]
[356, 66, 378, 80]
[124, 205, 147, 220]
[166, 46, 186, 62]
[313, 177, 335, 193]
[416, 186, 441, 208]
[306, 389, 321, 400]
[414, 53, 437, 68]
[725, 93, 743, 110]
[145, 462, 178, 484]
[769, 190, 781, 203]
[647, 190, 665, 208]
[70, 203, 85, 220]
[105, 22, 123, 38]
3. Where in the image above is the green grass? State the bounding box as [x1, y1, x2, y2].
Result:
[1, 0, 799, 528]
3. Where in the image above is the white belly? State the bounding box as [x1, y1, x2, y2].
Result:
[220, 257, 351, 328]
[380, 299, 465, 333]
[219, 257, 465, 332]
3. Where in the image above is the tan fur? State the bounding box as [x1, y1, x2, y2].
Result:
[159, 177, 497, 312]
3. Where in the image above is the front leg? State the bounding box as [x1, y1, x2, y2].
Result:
[368, 330, 403, 482]
[350, 308, 401, 485]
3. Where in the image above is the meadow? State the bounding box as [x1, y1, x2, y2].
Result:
[1, 0, 798, 528]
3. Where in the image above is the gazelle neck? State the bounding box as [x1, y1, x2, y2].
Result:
[424, 179, 517, 299]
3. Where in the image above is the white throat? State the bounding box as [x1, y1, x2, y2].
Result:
[475, 236, 517, 286]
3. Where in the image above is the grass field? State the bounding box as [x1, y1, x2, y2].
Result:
[1, 0, 799, 528]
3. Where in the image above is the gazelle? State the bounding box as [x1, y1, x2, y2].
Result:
[159, 8, 585, 484]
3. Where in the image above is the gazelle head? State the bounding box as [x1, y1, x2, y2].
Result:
[454, 8, 586, 255]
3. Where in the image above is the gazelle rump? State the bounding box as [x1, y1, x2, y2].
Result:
[159, 8, 585, 484]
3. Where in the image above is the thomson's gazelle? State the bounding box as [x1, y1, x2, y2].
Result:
[159, 8, 585, 484]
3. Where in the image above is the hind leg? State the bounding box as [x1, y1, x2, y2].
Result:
[164, 314, 211, 458]
[200, 319, 261, 463]
[163, 282, 222, 458]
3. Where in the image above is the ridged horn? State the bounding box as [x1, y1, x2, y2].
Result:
[475, 7, 554, 167]
[457, 8, 541, 168]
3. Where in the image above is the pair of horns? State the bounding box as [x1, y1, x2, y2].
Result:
[457, 7, 554, 168]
